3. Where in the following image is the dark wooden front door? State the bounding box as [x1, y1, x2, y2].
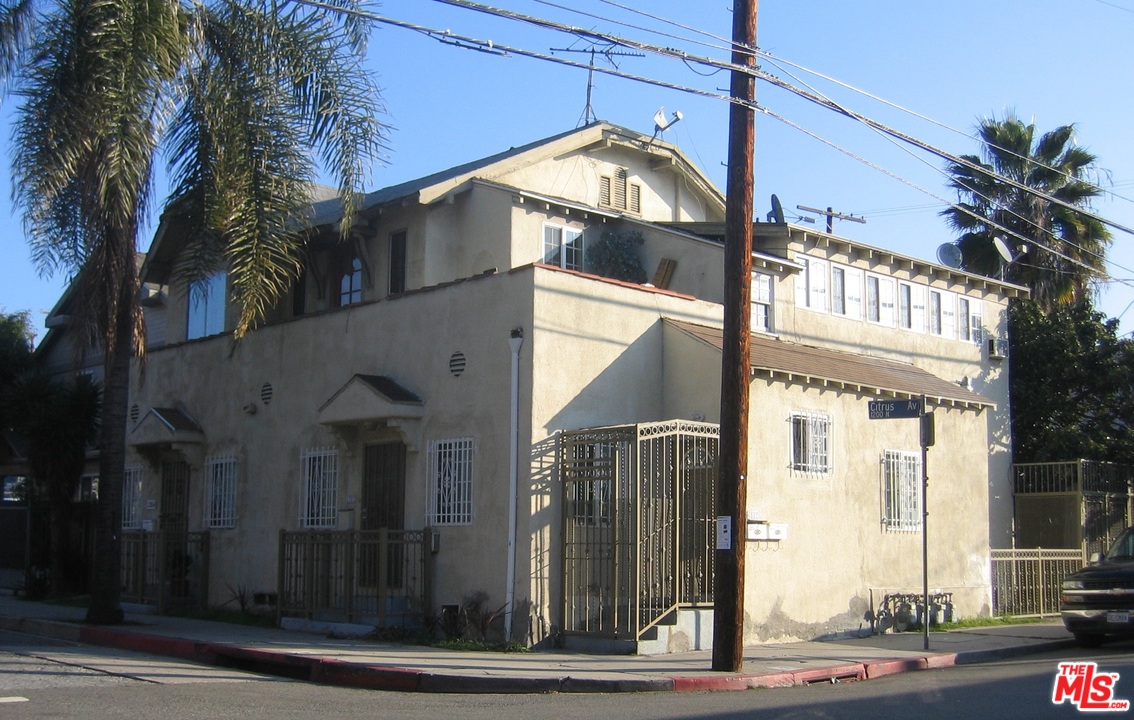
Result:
[362, 442, 405, 532]
[361, 442, 406, 588]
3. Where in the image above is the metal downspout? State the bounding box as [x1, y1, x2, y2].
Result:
[504, 328, 524, 642]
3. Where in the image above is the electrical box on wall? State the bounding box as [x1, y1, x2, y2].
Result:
[769, 523, 788, 541]
[746, 522, 768, 541]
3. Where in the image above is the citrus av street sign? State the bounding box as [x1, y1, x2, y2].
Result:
[867, 399, 923, 419]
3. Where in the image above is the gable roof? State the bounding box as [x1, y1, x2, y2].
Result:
[142, 122, 724, 284]
[667, 319, 993, 410]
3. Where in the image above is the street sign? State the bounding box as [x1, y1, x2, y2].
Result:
[868, 399, 923, 419]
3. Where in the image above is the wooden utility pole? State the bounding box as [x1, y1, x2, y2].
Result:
[713, 0, 756, 673]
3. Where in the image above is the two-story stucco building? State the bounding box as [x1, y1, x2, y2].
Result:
[37, 121, 1026, 652]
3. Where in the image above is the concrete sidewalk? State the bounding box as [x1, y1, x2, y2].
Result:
[0, 594, 1078, 693]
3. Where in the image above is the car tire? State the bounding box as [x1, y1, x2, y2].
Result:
[1074, 632, 1105, 648]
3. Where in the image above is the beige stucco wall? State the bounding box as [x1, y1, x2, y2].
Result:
[662, 323, 994, 641]
[127, 268, 535, 612]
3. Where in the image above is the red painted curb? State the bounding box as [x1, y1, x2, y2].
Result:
[791, 663, 866, 685]
[926, 652, 959, 669]
[313, 659, 424, 691]
[79, 627, 211, 664]
[864, 657, 929, 679]
[673, 671, 796, 692]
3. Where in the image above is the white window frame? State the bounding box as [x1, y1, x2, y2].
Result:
[122, 466, 143, 529]
[866, 274, 896, 326]
[542, 223, 585, 271]
[970, 300, 984, 345]
[752, 271, 774, 333]
[844, 266, 863, 319]
[187, 272, 227, 340]
[898, 282, 927, 332]
[206, 455, 238, 528]
[958, 297, 971, 342]
[882, 450, 922, 532]
[790, 411, 832, 475]
[427, 437, 474, 526]
[301, 448, 338, 528]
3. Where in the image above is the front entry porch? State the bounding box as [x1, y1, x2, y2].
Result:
[560, 420, 718, 654]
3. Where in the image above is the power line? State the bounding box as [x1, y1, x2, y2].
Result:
[298, 0, 1133, 280]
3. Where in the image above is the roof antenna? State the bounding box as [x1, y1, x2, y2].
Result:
[550, 41, 643, 126]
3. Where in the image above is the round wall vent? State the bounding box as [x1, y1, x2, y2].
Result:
[449, 352, 466, 377]
[260, 382, 274, 405]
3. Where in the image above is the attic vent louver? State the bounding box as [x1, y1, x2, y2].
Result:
[449, 352, 467, 377]
[261, 382, 274, 405]
[129, 404, 140, 424]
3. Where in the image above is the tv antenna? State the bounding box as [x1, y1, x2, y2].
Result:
[550, 41, 644, 126]
[796, 204, 866, 234]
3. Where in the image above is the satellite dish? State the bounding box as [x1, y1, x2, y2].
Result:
[653, 107, 683, 133]
[936, 243, 963, 269]
[993, 236, 1016, 264]
[768, 194, 786, 224]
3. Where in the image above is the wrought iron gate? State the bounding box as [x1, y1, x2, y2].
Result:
[560, 420, 718, 640]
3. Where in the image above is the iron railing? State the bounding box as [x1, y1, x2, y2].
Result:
[120, 530, 209, 612]
[561, 420, 718, 641]
[277, 528, 433, 627]
[991, 548, 1085, 617]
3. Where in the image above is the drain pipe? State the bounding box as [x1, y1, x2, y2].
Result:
[504, 327, 524, 643]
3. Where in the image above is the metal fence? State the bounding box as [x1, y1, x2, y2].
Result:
[277, 529, 433, 627]
[1014, 460, 1132, 557]
[991, 548, 1085, 617]
[560, 420, 718, 641]
[120, 530, 210, 612]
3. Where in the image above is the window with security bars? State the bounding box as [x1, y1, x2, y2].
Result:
[122, 466, 143, 529]
[882, 450, 922, 532]
[301, 448, 338, 528]
[427, 438, 474, 526]
[206, 455, 238, 528]
[790, 412, 831, 474]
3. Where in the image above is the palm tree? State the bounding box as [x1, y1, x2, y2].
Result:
[3, 0, 385, 622]
[941, 113, 1111, 311]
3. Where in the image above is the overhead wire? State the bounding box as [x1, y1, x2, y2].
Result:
[594, 0, 1134, 209]
[303, 0, 1133, 280]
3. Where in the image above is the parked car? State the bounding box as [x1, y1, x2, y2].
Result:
[1061, 527, 1134, 647]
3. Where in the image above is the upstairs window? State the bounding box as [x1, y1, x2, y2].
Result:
[830, 265, 863, 319]
[752, 272, 773, 333]
[543, 223, 584, 271]
[339, 256, 363, 306]
[389, 231, 407, 295]
[187, 272, 226, 339]
[866, 274, 895, 326]
[600, 168, 641, 213]
[795, 256, 829, 312]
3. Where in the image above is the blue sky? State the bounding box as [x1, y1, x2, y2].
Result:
[2, 0, 1133, 341]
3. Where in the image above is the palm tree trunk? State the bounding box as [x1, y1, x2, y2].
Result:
[85, 292, 133, 624]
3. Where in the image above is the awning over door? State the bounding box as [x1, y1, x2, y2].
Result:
[318, 375, 424, 449]
[129, 407, 205, 448]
